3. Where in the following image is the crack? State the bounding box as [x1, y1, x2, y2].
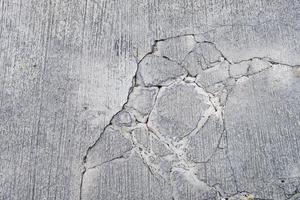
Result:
[137, 55, 188, 87]
[229, 57, 298, 83]
[170, 166, 218, 197]
[79, 43, 143, 200]
[79, 34, 300, 200]
[128, 124, 172, 182]
[79, 149, 133, 198]
[86, 149, 133, 170]
[79, 169, 85, 200]
[224, 149, 239, 194]
[286, 192, 300, 200]
[144, 88, 161, 124]
[155, 33, 196, 42]
[231, 56, 299, 68]
[138, 33, 197, 66]
[221, 87, 239, 194]
[198, 41, 232, 65]
[134, 146, 168, 182]
[82, 55, 144, 166]
[143, 123, 211, 193]
[232, 63, 272, 81]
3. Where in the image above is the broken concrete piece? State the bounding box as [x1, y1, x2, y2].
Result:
[193, 42, 224, 70]
[3, 1, 300, 199]
[131, 124, 172, 157]
[84, 125, 132, 169]
[148, 82, 210, 139]
[186, 115, 223, 163]
[182, 50, 205, 77]
[155, 35, 196, 63]
[80, 36, 300, 200]
[125, 86, 158, 122]
[195, 61, 230, 88]
[197, 149, 238, 196]
[229, 58, 271, 78]
[182, 42, 224, 77]
[131, 124, 150, 149]
[111, 110, 134, 127]
[137, 54, 187, 86]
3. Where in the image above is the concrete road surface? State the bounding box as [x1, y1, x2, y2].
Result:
[0, 0, 299, 199]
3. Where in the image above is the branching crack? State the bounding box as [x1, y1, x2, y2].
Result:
[79, 34, 300, 200]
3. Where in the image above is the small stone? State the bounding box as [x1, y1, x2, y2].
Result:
[111, 110, 133, 127]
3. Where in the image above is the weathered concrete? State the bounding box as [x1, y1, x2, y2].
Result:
[1, 1, 300, 200]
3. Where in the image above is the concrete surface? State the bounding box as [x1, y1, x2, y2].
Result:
[0, 0, 299, 200]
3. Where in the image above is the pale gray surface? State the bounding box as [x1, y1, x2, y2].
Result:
[0, 1, 300, 200]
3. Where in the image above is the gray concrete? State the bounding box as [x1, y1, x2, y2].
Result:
[0, 1, 299, 200]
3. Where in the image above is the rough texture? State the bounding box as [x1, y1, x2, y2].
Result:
[148, 82, 210, 139]
[137, 54, 187, 86]
[225, 65, 300, 199]
[79, 36, 300, 200]
[1, 1, 300, 200]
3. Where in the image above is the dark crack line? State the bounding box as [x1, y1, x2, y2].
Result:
[221, 91, 239, 194]
[79, 49, 142, 200]
[87, 148, 133, 170]
[79, 34, 173, 199]
[79, 34, 300, 200]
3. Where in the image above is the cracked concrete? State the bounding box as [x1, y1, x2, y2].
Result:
[79, 35, 300, 200]
[1, 1, 300, 200]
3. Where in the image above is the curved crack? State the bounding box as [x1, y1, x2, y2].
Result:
[79, 34, 300, 200]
